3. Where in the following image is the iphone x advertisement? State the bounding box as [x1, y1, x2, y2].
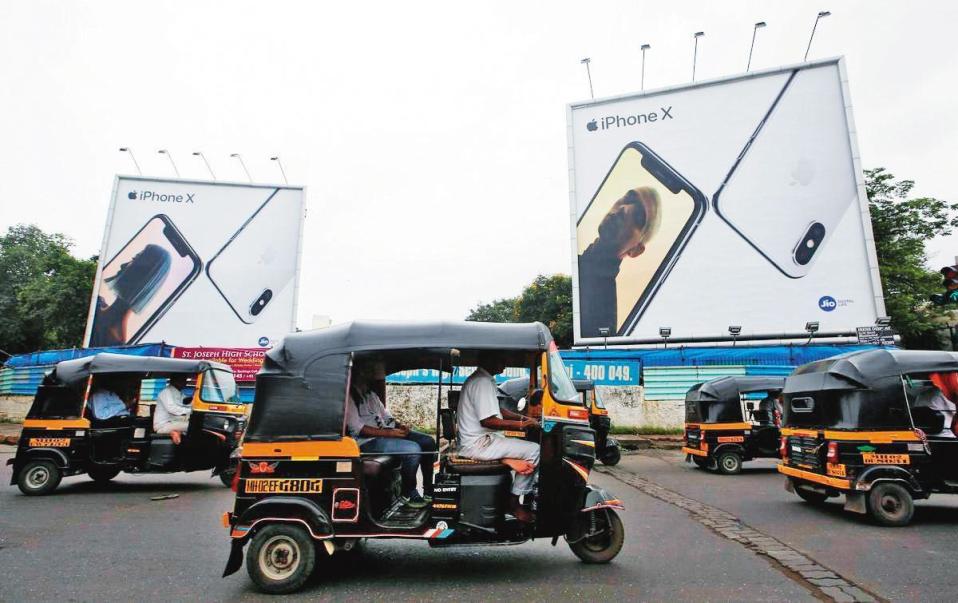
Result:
[83, 177, 305, 348]
[568, 58, 885, 344]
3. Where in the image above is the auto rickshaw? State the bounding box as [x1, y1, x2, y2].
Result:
[681, 376, 785, 474]
[8, 353, 246, 495]
[779, 349, 958, 526]
[500, 377, 621, 466]
[221, 320, 625, 594]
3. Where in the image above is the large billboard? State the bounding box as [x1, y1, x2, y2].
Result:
[568, 57, 885, 345]
[83, 176, 305, 348]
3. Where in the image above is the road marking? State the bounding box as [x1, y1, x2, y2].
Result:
[596, 465, 884, 603]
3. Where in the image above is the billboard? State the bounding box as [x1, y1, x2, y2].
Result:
[83, 177, 305, 348]
[568, 57, 885, 345]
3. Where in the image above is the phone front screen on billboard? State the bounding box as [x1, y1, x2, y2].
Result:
[88, 215, 201, 346]
[576, 143, 705, 338]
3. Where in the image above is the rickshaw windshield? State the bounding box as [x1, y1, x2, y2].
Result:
[200, 369, 241, 404]
[548, 349, 580, 404]
[593, 389, 606, 409]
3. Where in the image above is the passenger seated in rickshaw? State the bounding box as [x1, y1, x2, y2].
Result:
[345, 365, 435, 508]
[919, 372, 958, 437]
[154, 374, 191, 445]
[89, 375, 136, 423]
[457, 352, 540, 523]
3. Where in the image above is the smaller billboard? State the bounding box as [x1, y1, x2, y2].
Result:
[171, 347, 267, 382]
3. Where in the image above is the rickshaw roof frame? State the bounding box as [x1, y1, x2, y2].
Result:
[261, 320, 553, 378]
[52, 353, 231, 386]
[686, 375, 786, 404]
[784, 349, 958, 395]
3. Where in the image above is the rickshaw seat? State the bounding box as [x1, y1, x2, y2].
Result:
[361, 455, 400, 479]
[445, 455, 511, 475]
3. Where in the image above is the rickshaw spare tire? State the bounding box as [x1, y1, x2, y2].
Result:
[716, 451, 742, 475]
[17, 459, 62, 496]
[600, 446, 621, 466]
[88, 465, 121, 484]
[867, 482, 914, 527]
[246, 523, 316, 594]
[568, 509, 625, 564]
[794, 485, 828, 505]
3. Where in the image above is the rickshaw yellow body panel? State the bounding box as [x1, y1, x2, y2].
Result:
[22, 418, 91, 430]
[780, 427, 819, 438]
[778, 463, 852, 490]
[682, 446, 708, 457]
[823, 430, 920, 443]
[686, 422, 751, 431]
[242, 438, 360, 459]
[190, 371, 248, 415]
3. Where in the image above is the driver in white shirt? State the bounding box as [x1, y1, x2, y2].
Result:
[154, 374, 191, 444]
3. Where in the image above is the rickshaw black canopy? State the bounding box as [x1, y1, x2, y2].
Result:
[51, 353, 231, 386]
[783, 349, 958, 429]
[685, 376, 785, 423]
[246, 320, 553, 442]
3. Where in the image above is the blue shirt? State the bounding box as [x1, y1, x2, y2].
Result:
[90, 390, 131, 420]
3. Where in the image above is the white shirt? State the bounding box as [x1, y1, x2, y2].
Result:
[345, 389, 395, 437]
[154, 384, 191, 430]
[457, 367, 502, 450]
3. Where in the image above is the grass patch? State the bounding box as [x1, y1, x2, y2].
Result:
[610, 425, 683, 436]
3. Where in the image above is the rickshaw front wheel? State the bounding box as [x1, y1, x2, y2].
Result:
[88, 465, 121, 484]
[867, 482, 914, 527]
[568, 509, 625, 564]
[246, 524, 316, 594]
[17, 460, 62, 496]
[600, 446, 621, 466]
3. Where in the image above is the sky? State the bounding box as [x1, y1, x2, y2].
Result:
[1, 1, 957, 330]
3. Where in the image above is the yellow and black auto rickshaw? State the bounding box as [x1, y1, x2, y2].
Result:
[682, 376, 785, 474]
[779, 349, 958, 526]
[8, 353, 246, 495]
[500, 377, 621, 466]
[221, 321, 625, 594]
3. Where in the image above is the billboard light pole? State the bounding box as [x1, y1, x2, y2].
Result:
[728, 325, 742, 346]
[659, 327, 671, 348]
[230, 153, 253, 183]
[192, 151, 216, 180]
[692, 32, 705, 82]
[580, 57, 594, 99]
[270, 156, 289, 184]
[640, 44, 651, 90]
[804, 11, 831, 61]
[157, 149, 180, 177]
[747, 22, 766, 72]
[118, 147, 142, 176]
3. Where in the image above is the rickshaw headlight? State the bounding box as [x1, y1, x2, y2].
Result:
[826, 441, 839, 464]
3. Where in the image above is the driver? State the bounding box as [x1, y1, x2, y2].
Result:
[154, 374, 192, 445]
[457, 352, 540, 523]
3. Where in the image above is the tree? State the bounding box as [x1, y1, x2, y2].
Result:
[466, 274, 573, 348]
[0, 224, 97, 356]
[867, 168, 958, 348]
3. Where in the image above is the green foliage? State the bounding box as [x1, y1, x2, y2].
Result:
[0, 225, 97, 356]
[466, 274, 573, 348]
[866, 168, 958, 348]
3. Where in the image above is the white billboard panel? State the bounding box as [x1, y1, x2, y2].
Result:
[568, 58, 884, 345]
[83, 177, 305, 348]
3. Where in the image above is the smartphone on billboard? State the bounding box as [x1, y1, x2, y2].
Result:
[713, 65, 859, 278]
[88, 214, 201, 346]
[576, 142, 707, 338]
[206, 189, 300, 324]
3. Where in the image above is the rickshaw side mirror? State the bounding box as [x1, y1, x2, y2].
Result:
[517, 397, 527, 412]
[529, 389, 544, 407]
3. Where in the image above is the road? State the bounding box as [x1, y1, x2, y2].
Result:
[614, 449, 958, 602]
[0, 443, 816, 602]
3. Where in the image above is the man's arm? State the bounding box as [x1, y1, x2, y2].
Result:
[479, 415, 537, 431]
[358, 425, 408, 438]
[157, 388, 188, 416]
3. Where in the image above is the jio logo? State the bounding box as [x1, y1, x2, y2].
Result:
[818, 296, 837, 312]
[258, 336, 270, 347]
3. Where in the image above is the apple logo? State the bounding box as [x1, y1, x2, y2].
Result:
[127, 191, 137, 200]
[586, 119, 598, 132]
[789, 159, 815, 187]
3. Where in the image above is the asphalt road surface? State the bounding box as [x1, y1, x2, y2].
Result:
[0, 443, 818, 602]
[618, 449, 958, 602]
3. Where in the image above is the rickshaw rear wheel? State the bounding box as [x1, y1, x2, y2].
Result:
[17, 460, 62, 496]
[88, 465, 121, 484]
[568, 509, 624, 564]
[716, 451, 742, 475]
[867, 483, 914, 527]
[600, 447, 621, 466]
[246, 524, 316, 594]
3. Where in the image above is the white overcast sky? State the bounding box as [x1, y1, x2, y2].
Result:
[1, 1, 956, 329]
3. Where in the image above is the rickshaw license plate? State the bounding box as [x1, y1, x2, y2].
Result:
[826, 463, 846, 477]
[29, 438, 70, 447]
[245, 478, 324, 494]
[862, 453, 909, 465]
